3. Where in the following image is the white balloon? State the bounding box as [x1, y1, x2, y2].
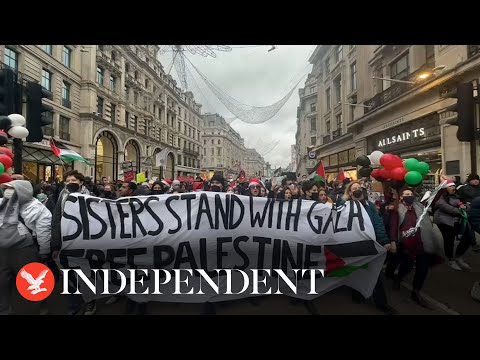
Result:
[369, 150, 384, 165]
[8, 114, 26, 127]
[8, 126, 29, 139]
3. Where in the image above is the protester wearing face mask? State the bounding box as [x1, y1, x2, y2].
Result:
[0, 180, 52, 315]
[343, 181, 399, 315]
[302, 180, 319, 201]
[385, 188, 440, 308]
[51, 170, 92, 315]
[150, 181, 165, 195]
[209, 174, 225, 193]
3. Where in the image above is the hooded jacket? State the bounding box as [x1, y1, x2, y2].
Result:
[0, 180, 52, 255]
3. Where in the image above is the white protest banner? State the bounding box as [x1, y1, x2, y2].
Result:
[58, 193, 386, 303]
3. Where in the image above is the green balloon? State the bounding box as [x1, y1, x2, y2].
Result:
[417, 161, 430, 175]
[0, 162, 4, 175]
[404, 171, 423, 185]
[404, 158, 419, 172]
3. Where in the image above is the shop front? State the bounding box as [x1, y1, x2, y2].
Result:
[367, 112, 441, 191]
[319, 147, 358, 183]
[22, 139, 73, 184]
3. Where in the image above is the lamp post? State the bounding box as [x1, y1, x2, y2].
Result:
[372, 65, 447, 85]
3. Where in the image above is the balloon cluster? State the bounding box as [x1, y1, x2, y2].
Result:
[356, 150, 430, 189]
[0, 114, 29, 146]
[0, 114, 25, 184]
[0, 146, 13, 184]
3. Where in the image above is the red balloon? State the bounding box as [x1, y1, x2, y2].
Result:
[378, 168, 392, 180]
[371, 169, 381, 180]
[0, 173, 11, 184]
[0, 147, 13, 159]
[380, 153, 404, 170]
[390, 166, 408, 181]
[0, 154, 12, 170]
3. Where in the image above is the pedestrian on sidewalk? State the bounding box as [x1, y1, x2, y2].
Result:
[432, 180, 473, 271]
[386, 187, 441, 308]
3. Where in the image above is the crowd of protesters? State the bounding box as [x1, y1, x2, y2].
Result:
[1, 168, 480, 315]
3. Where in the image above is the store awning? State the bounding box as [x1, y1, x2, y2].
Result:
[23, 146, 65, 165]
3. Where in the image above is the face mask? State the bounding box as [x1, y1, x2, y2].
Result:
[353, 189, 363, 199]
[104, 190, 112, 196]
[403, 196, 415, 205]
[311, 192, 319, 201]
[3, 188, 14, 199]
[66, 183, 80, 193]
[210, 185, 221, 192]
[152, 190, 162, 195]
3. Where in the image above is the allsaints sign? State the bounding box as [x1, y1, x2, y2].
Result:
[377, 127, 425, 148]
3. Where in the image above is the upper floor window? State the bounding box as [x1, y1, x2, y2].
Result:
[63, 46, 72, 68]
[390, 52, 409, 80]
[42, 45, 52, 55]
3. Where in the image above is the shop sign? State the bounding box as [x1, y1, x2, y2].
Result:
[377, 128, 425, 148]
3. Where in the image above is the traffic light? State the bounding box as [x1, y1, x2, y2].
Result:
[0, 67, 16, 116]
[445, 82, 476, 142]
[25, 81, 53, 142]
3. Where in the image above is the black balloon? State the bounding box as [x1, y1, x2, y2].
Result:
[389, 180, 405, 190]
[356, 155, 371, 167]
[0, 116, 12, 131]
[359, 166, 374, 177]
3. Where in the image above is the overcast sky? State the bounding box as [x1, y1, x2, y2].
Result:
[159, 45, 316, 170]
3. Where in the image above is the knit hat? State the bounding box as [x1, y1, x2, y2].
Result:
[161, 178, 172, 187]
[172, 180, 180, 187]
[211, 173, 225, 184]
[467, 173, 480, 182]
[445, 179, 456, 188]
[249, 177, 261, 188]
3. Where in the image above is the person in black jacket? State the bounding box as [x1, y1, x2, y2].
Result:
[457, 173, 480, 204]
[343, 181, 399, 315]
[468, 196, 480, 234]
[51, 170, 92, 315]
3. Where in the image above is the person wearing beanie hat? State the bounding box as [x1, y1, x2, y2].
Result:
[248, 177, 262, 197]
[458, 173, 480, 204]
[209, 173, 225, 192]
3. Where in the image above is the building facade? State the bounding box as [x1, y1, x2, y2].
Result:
[0, 44, 204, 183]
[244, 148, 266, 178]
[296, 45, 480, 187]
[201, 113, 247, 179]
[295, 73, 317, 177]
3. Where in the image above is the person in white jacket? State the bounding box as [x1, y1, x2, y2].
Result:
[0, 180, 52, 315]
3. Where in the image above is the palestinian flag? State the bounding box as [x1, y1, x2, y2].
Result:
[50, 138, 90, 165]
[314, 160, 326, 182]
[336, 168, 346, 182]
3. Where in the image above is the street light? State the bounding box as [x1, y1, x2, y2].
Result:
[338, 101, 372, 109]
[372, 65, 447, 85]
